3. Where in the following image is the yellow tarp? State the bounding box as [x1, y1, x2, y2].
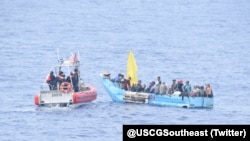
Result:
[126, 51, 138, 85]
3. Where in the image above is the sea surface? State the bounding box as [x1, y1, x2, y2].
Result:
[0, 0, 250, 141]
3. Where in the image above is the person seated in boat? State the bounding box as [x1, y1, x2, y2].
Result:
[205, 83, 213, 98]
[130, 83, 136, 92]
[190, 85, 200, 97]
[135, 80, 145, 92]
[198, 85, 206, 97]
[111, 73, 122, 87]
[144, 81, 151, 93]
[120, 75, 125, 88]
[111, 73, 122, 82]
[45, 71, 56, 90]
[154, 81, 161, 94]
[119, 74, 125, 88]
[149, 81, 156, 93]
[144, 81, 155, 93]
[169, 79, 177, 94]
[176, 80, 184, 92]
[127, 77, 132, 91]
[159, 82, 168, 95]
[121, 76, 131, 91]
[120, 79, 126, 90]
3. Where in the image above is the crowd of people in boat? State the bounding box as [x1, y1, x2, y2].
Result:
[104, 73, 213, 98]
[45, 68, 80, 92]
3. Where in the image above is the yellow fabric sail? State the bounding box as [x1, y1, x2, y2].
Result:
[126, 51, 138, 85]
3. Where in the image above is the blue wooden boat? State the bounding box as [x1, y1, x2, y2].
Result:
[100, 51, 213, 108]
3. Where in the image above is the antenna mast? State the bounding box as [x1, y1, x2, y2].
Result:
[57, 47, 60, 62]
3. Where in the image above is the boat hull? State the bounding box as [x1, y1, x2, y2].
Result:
[100, 75, 213, 108]
[34, 84, 97, 107]
[73, 85, 97, 103]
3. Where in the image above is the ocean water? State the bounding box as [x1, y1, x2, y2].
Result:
[0, 0, 250, 141]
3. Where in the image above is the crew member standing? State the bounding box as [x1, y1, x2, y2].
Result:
[46, 71, 56, 90]
[72, 68, 79, 92]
